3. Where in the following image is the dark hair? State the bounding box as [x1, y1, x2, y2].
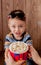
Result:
[8, 10, 26, 21]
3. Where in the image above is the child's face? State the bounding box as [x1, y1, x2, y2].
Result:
[8, 18, 26, 37]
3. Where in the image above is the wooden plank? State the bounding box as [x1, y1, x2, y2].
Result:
[13, 0, 25, 12]
[36, 0, 41, 50]
[31, 0, 41, 50]
[25, 0, 38, 49]
[38, 21, 41, 50]
[5, 0, 14, 14]
[0, 0, 2, 40]
[25, 0, 32, 32]
[26, 0, 41, 51]
[0, 0, 3, 51]
[2, 0, 14, 42]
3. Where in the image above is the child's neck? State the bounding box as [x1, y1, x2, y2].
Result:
[14, 36, 23, 40]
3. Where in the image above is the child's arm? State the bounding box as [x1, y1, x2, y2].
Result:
[4, 41, 11, 49]
[23, 33, 32, 45]
[4, 33, 12, 49]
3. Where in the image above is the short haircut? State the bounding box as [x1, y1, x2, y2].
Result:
[8, 10, 26, 21]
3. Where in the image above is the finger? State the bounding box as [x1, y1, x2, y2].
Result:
[27, 44, 32, 47]
[28, 53, 32, 58]
[5, 48, 9, 56]
[17, 60, 25, 65]
[8, 52, 15, 63]
[27, 44, 32, 51]
[5, 48, 9, 59]
[5, 57, 8, 64]
[30, 46, 35, 52]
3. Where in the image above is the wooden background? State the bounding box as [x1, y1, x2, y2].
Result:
[0, 0, 41, 55]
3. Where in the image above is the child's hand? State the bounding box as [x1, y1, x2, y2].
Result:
[5, 49, 25, 65]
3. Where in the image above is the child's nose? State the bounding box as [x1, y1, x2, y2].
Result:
[15, 27, 19, 31]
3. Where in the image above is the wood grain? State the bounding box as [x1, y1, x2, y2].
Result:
[0, 0, 3, 51]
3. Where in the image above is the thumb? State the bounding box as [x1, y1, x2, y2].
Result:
[8, 52, 14, 61]
[5, 48, 9, 58]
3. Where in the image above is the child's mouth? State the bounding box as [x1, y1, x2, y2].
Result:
[15, 32, 21, 35]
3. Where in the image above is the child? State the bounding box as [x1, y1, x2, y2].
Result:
[4, 10, 33, 65]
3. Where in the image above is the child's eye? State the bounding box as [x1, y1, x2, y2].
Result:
[12, 26, 15, 28]
[19, 26, 23, 27]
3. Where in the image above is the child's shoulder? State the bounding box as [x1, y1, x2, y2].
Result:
[24, 32, 30, 37]
[6, 32, 13, 38]
[23, 32, 32, 44]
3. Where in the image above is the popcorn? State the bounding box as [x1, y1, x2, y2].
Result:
[9, 41, 28, 54]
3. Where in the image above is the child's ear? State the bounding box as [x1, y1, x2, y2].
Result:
[8, 15, 12, 19]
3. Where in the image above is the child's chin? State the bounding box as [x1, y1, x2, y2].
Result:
[15, 34, 21, 37]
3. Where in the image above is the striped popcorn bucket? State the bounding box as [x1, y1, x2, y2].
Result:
[9, 42, 29, 65]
